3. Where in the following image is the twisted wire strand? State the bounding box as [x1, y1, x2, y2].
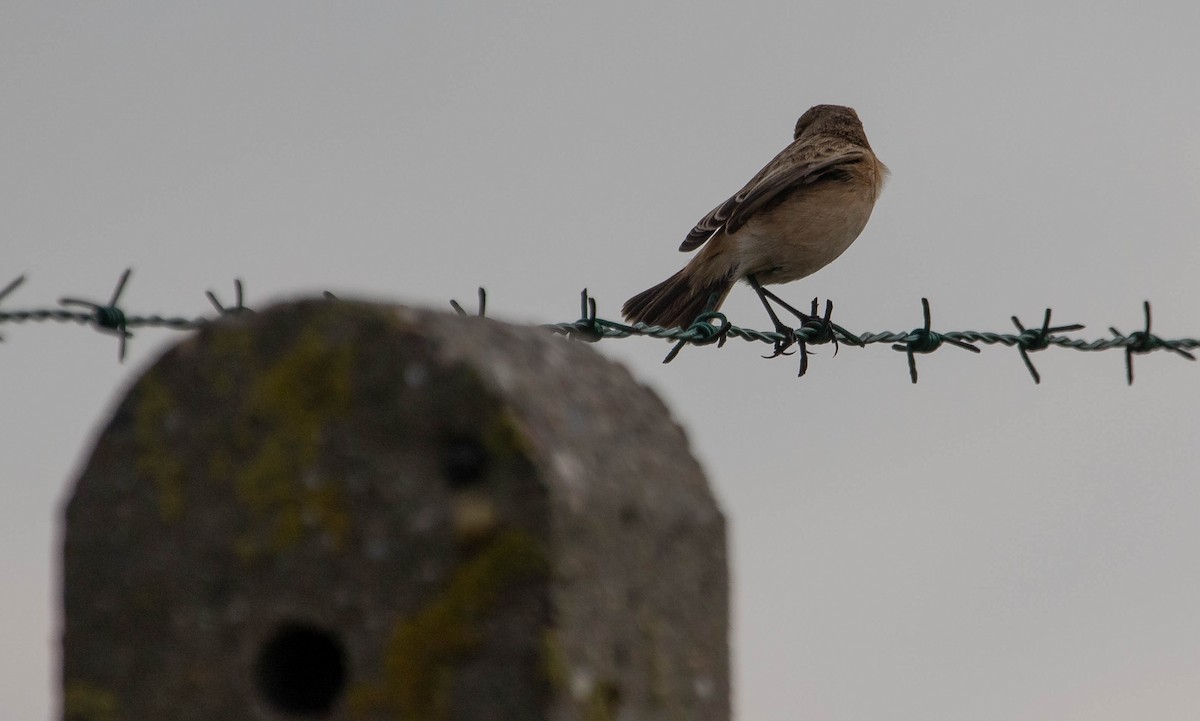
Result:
[0, 310, 210, 329]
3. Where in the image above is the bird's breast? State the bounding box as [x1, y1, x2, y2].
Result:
[733, 176, 879, 285]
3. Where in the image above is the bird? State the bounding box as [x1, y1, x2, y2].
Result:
[622, 104, 887, 341]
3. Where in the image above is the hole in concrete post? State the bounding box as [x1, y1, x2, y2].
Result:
[442, 437, 489, 487]
[255, 622, 347, 717]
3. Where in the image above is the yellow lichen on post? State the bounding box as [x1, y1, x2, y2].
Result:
[132, 371, 186, 521]
[347, 530, 547, 721]
[584, 681, 622, 721]
[481, 408, 533, 462]
[234, 327, 355, 557]
[539, 629, 570, 692]
[63, 681, 122, 721]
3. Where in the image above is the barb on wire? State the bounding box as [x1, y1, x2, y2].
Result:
[2, 274, 1197, 383]
[890, 298, 981, 384]
[1011, 309, 1085, 384]
[207, 280, 253, 316]
[0, 274, 26, 342]
[555, 288, 607, 342]
[662, 310, 731, 363]
[0, 275, 24, 304]
[450, 287, 487, 318]
[1110, 301, 1196, 385]
[59, 268, 134, 361]
[783, 297, 860, 378]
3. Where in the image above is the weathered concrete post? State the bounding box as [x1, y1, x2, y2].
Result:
[62, 300, 728, 721]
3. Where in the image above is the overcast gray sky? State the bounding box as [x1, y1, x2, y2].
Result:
[3, 2, 1200, 719]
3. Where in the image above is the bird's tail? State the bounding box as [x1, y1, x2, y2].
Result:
[622, 268, 734, 329]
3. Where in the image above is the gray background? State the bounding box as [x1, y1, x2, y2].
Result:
[3, 2, 1199, 719]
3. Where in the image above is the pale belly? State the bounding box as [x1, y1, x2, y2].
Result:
[732, 186, 877, 285]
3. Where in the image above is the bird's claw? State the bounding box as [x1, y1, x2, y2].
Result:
[764, 325, 799, 358]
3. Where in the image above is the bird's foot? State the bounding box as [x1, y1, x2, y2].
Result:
[763, 322, 798, 358]
[789, 298, 830, 376]
[765, 296, 853, 376]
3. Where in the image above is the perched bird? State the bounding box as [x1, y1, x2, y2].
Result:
[622, 104, 887, 335]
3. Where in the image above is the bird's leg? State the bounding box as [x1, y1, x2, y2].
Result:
[750, 283, 856, 376]
[747, 275, 798, 357]
[756, 285, 819, 325]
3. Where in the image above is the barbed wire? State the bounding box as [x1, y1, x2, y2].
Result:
[0, 270, 250, 361]
[1, 269, 1195, 384]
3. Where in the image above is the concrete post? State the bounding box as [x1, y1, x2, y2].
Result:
[62, 300, 728, 721]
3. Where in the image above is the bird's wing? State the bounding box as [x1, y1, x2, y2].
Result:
[679, 145, 866, 252]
